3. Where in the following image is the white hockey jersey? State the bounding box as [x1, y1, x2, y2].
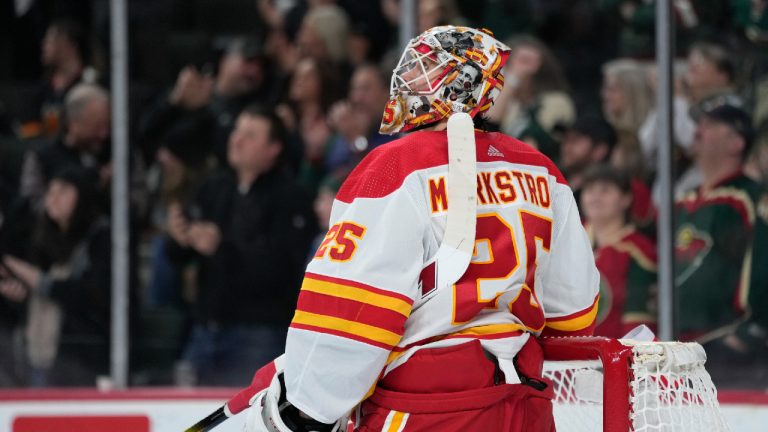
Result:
[284, 130, 600, 423]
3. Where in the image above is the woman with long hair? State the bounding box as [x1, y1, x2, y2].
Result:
[601, 58, 654, 179]
[0, 167, 111, 386]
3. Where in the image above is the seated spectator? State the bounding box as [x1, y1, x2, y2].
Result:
[19, 83, 111, 212]
[581, 165, 657, 338]
[166, 107, 316, 386]
[675, 94, 768, 366]
[1, 167, 111, 387]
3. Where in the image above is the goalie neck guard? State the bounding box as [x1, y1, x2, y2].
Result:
[379, 25, 510, 135]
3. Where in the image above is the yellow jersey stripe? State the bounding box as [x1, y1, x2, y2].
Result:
[545, 300, 599, 331]
[302, 278, 412, 317]
[293, 310, 402, 347]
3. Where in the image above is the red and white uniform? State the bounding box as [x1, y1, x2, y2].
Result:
[284, 130, 600, 425]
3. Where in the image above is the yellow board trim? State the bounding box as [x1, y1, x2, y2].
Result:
[302, 278, 412, 318]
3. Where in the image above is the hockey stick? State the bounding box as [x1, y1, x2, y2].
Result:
[183, 356, 284, 432]
[433, 112, 477, 292]
[184, 406, 227, 432]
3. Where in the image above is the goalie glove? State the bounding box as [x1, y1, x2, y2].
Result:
[244, 366, 349, 432]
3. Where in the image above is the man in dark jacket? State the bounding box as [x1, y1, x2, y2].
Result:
[167, 106, 316, 386]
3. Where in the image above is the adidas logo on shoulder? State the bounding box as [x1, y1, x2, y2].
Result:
[487, 144, 505, 157]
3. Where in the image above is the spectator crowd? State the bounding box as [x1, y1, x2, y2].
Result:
[1, 0, 768, 389]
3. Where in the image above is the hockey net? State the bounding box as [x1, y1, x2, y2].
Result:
[541, 337, 730, 432]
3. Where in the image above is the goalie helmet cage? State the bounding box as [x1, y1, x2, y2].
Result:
[541, 337, 730, 432]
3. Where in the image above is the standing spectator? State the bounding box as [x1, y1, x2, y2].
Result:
[326, 63, 395, 180]
[307, 175, 342, 262]
[1, 167, 111, 386]
[581, 165, 657, 338]
[639, 61, 697, 173]
[296, 4, 350, 67]
[20, 19, 98, 139]
[278, 57, 343, 191]
[601, 58, 654, 180]
[560, 116, 617, 206]
[684, 42, 737, 105]
[646, 41, 739, 200]
[745, 122, 768, 188]
[487, 35, 575, 160]
[139, 37, 270, 168]
[560, 115, 655, 228]
[675, 94, 768, 365]
[19, 83, 111, 211]
[167, 107, 316, 386]
[417, 0, 467, 32]
[144, 123, 212, 308]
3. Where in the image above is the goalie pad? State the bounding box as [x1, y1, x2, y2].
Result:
[244, 367, 349, 432]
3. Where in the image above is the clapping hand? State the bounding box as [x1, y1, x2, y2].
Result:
[169, 66, 215, 110]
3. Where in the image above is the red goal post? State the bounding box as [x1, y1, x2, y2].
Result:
[541, 337, 730, 432]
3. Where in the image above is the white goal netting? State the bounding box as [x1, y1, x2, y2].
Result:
[543, 340, 730, 432]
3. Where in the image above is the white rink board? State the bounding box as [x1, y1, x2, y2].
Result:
[0, 390, 766, 431]
[552, 403, 768, 432]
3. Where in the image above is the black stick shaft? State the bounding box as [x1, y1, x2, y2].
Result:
[184, 405, 228, 432]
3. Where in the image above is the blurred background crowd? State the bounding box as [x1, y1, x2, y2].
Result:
[1, 0, 768, 390]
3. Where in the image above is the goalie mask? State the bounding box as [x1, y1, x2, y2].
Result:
[380, 25, 510, 135]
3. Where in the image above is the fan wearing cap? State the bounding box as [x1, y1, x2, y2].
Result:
[245, 25, 598, 432]
[675, 94, 768, 366]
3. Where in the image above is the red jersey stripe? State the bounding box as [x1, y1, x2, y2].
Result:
[290, 323, 395, 351]
[296, 290, 408, 336]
